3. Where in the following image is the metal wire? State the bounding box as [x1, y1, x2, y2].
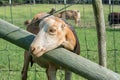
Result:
[82, 0, 89, 59]
[0, 0, 120, 80]
[109, 0, 117, 72]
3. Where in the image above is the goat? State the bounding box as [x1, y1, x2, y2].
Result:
[49, 8, 81, 26]
[21, 12, 80, 80]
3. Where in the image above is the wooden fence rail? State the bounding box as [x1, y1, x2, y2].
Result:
[0, 19, 120, 80]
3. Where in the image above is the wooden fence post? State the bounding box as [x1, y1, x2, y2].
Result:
[92, 0, 107, 67]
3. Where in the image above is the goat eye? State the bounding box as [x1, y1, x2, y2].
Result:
[48, 28, 56, 35]
[49, 29, 56, 32]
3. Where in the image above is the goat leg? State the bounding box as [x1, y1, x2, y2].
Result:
[65, 70, 72, 80]
[21, 51, 31, 80]
[46, 63, 57, 80]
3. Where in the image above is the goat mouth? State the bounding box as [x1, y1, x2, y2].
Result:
[30, 49, 46, 57]
[36, 51, 46, 57]
[31, 51, 45, 57]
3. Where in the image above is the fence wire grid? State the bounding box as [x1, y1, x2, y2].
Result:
[0, 1, 120, 80]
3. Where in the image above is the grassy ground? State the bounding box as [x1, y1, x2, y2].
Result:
[0, 4, 120, 80]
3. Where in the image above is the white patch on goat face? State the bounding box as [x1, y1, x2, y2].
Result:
[30, 18, 66, 57]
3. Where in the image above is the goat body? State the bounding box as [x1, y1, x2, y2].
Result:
[108, 12, 120, 25]
[49, 8, 81, 26]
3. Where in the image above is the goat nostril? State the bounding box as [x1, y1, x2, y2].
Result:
[30, 47, 35, 53]
[41, 48, 45, 52]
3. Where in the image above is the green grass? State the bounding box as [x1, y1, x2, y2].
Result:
[0, 4, 120, 80]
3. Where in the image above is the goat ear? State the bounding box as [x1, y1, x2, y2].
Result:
[62, 27, 76, 50]
[24, 20, 31, 26]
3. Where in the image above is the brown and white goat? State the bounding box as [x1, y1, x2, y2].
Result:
[49, 8, 81, 26]
[21, 12, 80, 80]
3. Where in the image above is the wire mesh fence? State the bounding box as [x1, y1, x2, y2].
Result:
[0, 0, 120, 80]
